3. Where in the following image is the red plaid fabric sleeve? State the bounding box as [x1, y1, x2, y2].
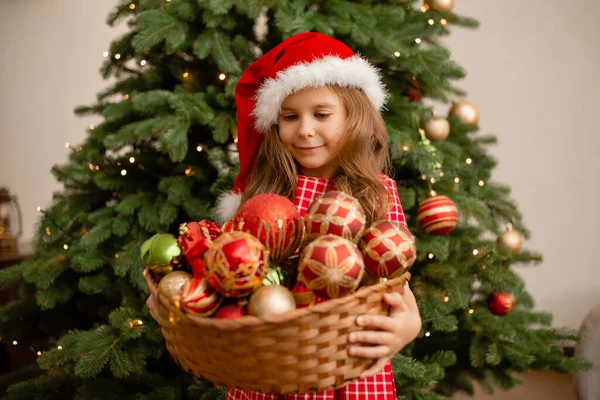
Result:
[380, 174, 406, 227]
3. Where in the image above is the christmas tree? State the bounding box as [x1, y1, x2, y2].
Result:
[0, 0, 588, 399]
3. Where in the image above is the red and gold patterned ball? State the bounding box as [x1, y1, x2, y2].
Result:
[487, 292, 515, 316]
[204, 231, 269, 297]
[222, 220, 234, 233]
[299, 234, 365, 299]
[304, 191, 366, 244]
[359, 221, 416, 279]
[417, 195, 459, 235]
[180, 277, 222, 316]
[232, 193, 304, 261]
[178, 220, 222, 278]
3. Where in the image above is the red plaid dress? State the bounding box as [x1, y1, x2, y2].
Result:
[227, 173, 405, 400]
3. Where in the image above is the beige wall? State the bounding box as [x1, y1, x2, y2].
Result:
[1, 1, 598, 330]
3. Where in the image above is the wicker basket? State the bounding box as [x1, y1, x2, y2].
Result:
[144, 268, 411, 394]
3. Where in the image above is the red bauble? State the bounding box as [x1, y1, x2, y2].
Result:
[204, 231, 269, 297]
[299, 234, 365, 299]
[180, 277, 222, 316]
[222, 220, 234, 233]
[178, 220, 222, 278]
[359, 220, 416, 278]
[304, 191, 366, 244]
[213, 302, 248, 319]
[488, 292, 515, 316]
[232, 193, 304, 261]
[417, 195, 459, 235]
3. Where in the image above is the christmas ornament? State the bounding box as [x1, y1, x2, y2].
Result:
[405, 77, 423, 102]
[141, 234, 181, 275]
[213, 302, 248, 319]
[204, 231, 269, 297]
[178, 221, 222, 278]
[424, 0, 455, 13]
[263, 263, 297, 289]
[222, 220, 234, 233]
[422, 113, 450, 142]
[299, 234, 365, 299]
[449, 100, 480, 127]
[232, 193, 304, 261]
[180, 277, 222, 316]
[417, 195, 458, 235]
[497, 224, 523, 255]
[157, 271, 192, 306]
[291, 281, 317, 308]
[359, 221, 416, 278]
[487, 292, 515, 316]
[304, 191, 366, 244]
[248, 285, 297, 317]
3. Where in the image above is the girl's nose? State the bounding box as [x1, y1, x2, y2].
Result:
[297, 119, 315, 138]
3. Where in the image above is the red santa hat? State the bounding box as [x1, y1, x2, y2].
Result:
[216, 32, 387, 224]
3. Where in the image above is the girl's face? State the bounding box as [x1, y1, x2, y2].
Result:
[277, 86, 347, 179]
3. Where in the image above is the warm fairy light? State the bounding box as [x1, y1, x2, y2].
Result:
[76, 146, 83, 152]
[418, 128, 425, 135]
[137, 319, 143, 325]
[466, 158, 473, 164]
[444, 296, 449, 303]
[37, 206, 42, 212]
[89, 164, 94, 170]
[469, 309, 474, 314]
[12, 341, 17, 346]
[430, 177, 436, 183]
[37, 351, 42, 356]
[394, 51, 401, 57]
[428, 253, 434, 259]
[219, 73, 227, 80]
[115, 53, 121, 60]
[46, 227, 51, 235]
[454, 177, 460, 183]
[439, 172, 444, 177]
[117, 162, 121, 166]
[65, 142, 70, 148]
[183, 72, 189, 78]
[57, 345, 63, 350]
[129, 157, 135, 163]
[428, 19, 435, 25]
[121, 169, 127, 176]
[103, 51, 109, 57]
[124, 94, 129, 100]
[115, 253, 119, 258]
[478, 180, 485, 186]
[415, 38, 422, 44]
[90, 124, 95, 130]
[481, 265, 487, 270]
[430, 190, 437, 197]
[421, 6, 428, 12]
[425, 332, 431, 337]
[196, 145, 203, 152]
[129, 3, 135, 9]
[403, 145, 409, 151]
[140, 59, 146, 66]
[63, 244, 69, 250]
[185, 167, 193, 175]
[420, 174, 426, 180]
[95, 165, 100, 171]
[441, 19, 448, 26]
[234, 137, 238, 143]
[473, 249, 479, 255]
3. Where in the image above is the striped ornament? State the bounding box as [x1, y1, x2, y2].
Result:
[180, 277, 223, 316]
[417, 195, 458, 235]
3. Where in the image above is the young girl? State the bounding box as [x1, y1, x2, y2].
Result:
[217, 32, 421, 400]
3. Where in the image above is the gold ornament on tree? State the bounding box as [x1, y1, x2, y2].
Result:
[497, 223, 523, 255]
[422, 109, 450, 142]
[424, 0, 455, 13]
[449, 100, 480, 127]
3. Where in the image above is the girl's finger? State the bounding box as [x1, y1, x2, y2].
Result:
[356, 314, 396, 331]
[348, 345, 390, 359]
[360, 358, 389, 378]
[348, 330, 395, 345]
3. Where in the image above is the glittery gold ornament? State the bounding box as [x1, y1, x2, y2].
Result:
[248, 285, 296, 317]
[422, 113, 450, 142]
[497, 224, 523, 255]
[158, 271, 193, 307]
[449, 100, 480, 127]
[425, 0, 455, 13]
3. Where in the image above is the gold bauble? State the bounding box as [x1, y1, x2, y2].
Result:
[449, 100, 480, 127]
[425, 0, 455, 13]
[497, 227, 523, 255]
[248, 285, 297, 317]
[158, 271, 193, 306]
[423, 115, 450, 142]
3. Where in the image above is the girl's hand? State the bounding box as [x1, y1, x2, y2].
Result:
[347, 283, 421, 378]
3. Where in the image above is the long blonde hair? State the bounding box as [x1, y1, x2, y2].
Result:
[242, 85, 391, 226]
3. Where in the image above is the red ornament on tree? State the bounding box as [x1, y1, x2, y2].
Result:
[204, 231, 269, 297]
[232, 193, 304, 261]
[487, 292, 515, 316]
[180, 277, 222, 316]
[417, 195, 458, 235]
[304, 191, 366, 244]
[299, 234, 365, 299]
[359, 220, 416, 279]
[178, 220, 222, 278]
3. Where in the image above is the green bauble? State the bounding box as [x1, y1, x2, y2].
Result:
[141, 234, 181, 267]
[263, 263, 297, 290]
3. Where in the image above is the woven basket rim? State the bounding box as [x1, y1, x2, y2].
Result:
[144, 268, 411, 330]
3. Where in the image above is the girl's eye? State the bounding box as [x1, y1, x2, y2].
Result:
[315, 113, 330, 119]
[282, 115, 297, 121]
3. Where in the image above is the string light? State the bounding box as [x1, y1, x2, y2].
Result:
[430, 177, 436, 184]
[425, 331, 431, 337]
[137, 319, 143, 325]
[46, 227, 51, 235]
[140, 59, 146, 66]
[88, 163, 94, 170]
[37, 351, 42, 356]
[37, 206, 42, 212]
[12, 341, 17, 346]
[472, 249, 479, 255]
[65, 142, 70, 148]
[129, 3, 135, 9]
[123, 94, 129, 100]
[185, 167, 193, 175]
[95, 165, 100, 171]
[89, 124, 95, 130]
[121, 169, 127, 176]
[115, 253, 119, 258]
[454, 177, 460, 183]
[63, 244, 69, 250]
[103, 51, 109, 57]
[415, 38, 422, 44]
[196, 145, 203, 152]
[129, 157, 135, 163]
[57, 345, 63, 350]
[481, 265, 487, 270]
[478, 180, 485, 186]
[394, 51, 401, 57]
[219, 73, 227, 80]
[421, 5, 428, 12]
[183, 72, 189, 78]
[114, 53, 121, 60]
[443, 296, 450, 303]
[439, 172, 444, 177]
[441, 19, 448, 26]
[468, 309, 474, 314]
[76, 146, 83, 152]
[430, 190, 437, 197]
[402, 145, 409, 151]
[234, 137, 238, 143]
[466, 158, 473, 164]
[428, 19, 435, 25]
[428, 253, 434, 259]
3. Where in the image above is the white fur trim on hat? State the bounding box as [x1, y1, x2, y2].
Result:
[252, 55, 387, 132]
[215, 190, 242, 225]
